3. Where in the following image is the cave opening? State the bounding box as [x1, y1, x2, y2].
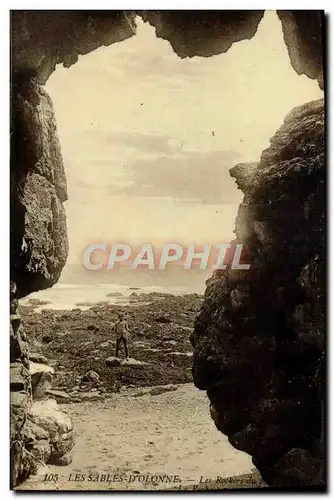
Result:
[22, 10, 323, 309]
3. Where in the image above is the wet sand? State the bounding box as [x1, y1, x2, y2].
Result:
[17, 384, 256, 491]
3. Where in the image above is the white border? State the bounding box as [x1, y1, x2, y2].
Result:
[1, 3, 332, 499]
[2, 1, 334, 8]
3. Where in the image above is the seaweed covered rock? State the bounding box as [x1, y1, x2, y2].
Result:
[191, 98, 324, 487]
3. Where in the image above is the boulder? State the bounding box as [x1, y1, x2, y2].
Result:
[27, 399, 75, 465]
[105, 356, 122, 367]
[29, 362, 54, 400]
[106, 356, 150, 367]
[10, 362, 30, 392]
[45, 389, 72, 402]
[121, 358, 150, 366]
[28, 352, 48, 364]
[87, 324, 100, 331]
[81, 370, 100, 384]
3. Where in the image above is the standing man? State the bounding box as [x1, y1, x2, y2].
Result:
[114, 312, 130, 360]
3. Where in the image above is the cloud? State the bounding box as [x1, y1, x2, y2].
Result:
[64, 130, 241, 204]
[74, 129, 183, 157]
[107, 149, 242, 204]
[62, 125, 242, 206]
[98, 130, 179, 155]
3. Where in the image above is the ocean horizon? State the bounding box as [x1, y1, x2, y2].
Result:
[20, 281, 206, 312]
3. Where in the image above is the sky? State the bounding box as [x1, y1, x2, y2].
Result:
[46, 10, 323, 267]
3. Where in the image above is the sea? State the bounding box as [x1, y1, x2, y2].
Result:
[20, 282, 207, 312]
[19, 263, 212, 312]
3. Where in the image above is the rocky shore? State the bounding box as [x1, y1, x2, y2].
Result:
[16, 291, 266, 492]
[20, 292, 203, 399]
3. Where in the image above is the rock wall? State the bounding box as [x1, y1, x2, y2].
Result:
[140, 11, 265, 57]
[10, 81, 74, 486]
[10, 283, 75, 487]
[11, 11, 324, 88]
[11, 11, 137, 84]
[191, 98, 324, 487]
[11, 80, 68, 299]
[277, 11, 324, 89]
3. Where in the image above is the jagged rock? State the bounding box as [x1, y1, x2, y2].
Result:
[24, 418, 49, 442]
[50, 452, 73, 466]
[154, 316, 171, 323]
[28, 399, 73, 435]
[27, 399, 75, 465]
[81, 370, 100, 384]
[11, 81, 68, 299]
[270, 448, 323, 487]
[230, 285, 251, 311]
[122, 358, 150, 366]
[23, 418, 52, 467]
[10, 313, 21, 332]
[29, 362, 54, 376]
[100, 340, 114, 348]
[87, 324, 100, 331]
[229, 163, 258, 192]
[45, 389, 72, 402]
[28, 352, 48, 364]
[10, 390, 35, 486]
[10, 362, 30, 392]
[105, 356, 122, 367]
[11, 11, 137, 84]
[277, 11, 324, 88]
[166, 352, 193, 358]
[42, 335, 52, 343]
[51, 429, 75, 460]
[10, 391, 31, 442]
[10, 323, 27, 362]
[11, 11, 323, 87]
[132, 385, 178, 398]
[29, 362, 54, 400]
[106, 356, 150, 367]
[141, 11, 265, 58]
[10, 296, 34, 487]
[191, 98, 324, 487]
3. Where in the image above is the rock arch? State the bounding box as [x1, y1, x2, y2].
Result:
[10, 10, 324, 487]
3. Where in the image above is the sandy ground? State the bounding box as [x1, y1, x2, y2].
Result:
[17, 384, 257, 491]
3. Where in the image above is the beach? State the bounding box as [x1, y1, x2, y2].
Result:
[16, 384, 261, 491]
[17, 286, 263, 491]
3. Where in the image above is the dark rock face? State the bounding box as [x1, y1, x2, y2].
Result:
[11, 80, 68, 299]
[142, 10, 324, 88]
[11, 11, 137, 84]
[140, 11, 265, 58]
[10, 80, 73, 486]
[10, 285, 75, 488]
[11, 11, 323, 88]
[277, 11, 324, 89]
[191, 98, 324, 487]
